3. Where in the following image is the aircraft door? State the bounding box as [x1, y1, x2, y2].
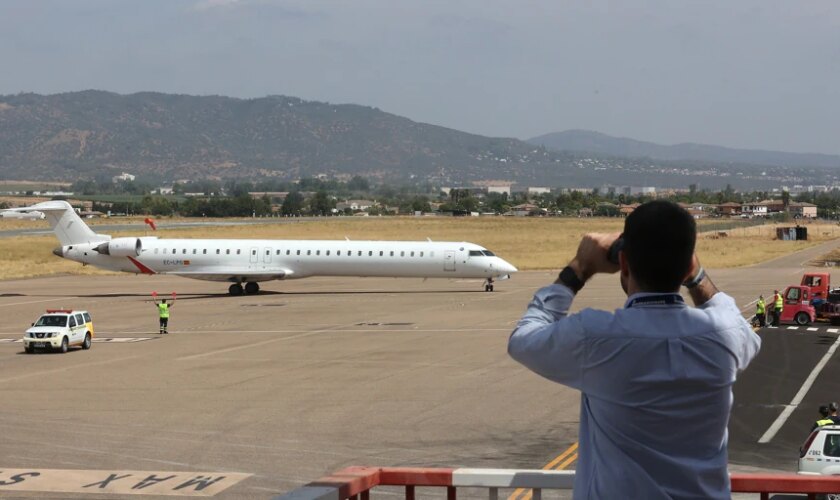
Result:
[263, 247, 272, 264]
[249, 247, 258, 264]
[444, 250, 456, 272]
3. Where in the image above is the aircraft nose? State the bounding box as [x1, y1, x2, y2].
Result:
[52, 246, 64, 258]
[497, 258, 517, 274]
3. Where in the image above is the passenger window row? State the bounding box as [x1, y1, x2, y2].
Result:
[150, 248, 437, 258]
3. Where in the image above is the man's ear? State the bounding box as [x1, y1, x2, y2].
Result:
[619, 251, 629, 278]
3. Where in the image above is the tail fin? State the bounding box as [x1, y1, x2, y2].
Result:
[2, 201, 109, 246]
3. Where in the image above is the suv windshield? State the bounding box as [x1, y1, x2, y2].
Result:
[35, 315, 67, 327]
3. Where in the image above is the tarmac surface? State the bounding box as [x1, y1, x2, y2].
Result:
[1, 238, 839, 498]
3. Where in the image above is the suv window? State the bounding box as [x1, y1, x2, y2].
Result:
[75, 314, 84, 325]
[83, 312, 91, 323]
[824, 434, 840, 457]
[69, 316, 77, 328]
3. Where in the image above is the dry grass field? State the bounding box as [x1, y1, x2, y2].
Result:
[0, 217, 838, 280]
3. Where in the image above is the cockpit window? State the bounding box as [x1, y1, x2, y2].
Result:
[469, 250, 483, 257]
[482, 250, 495, 256]
[35, 315, 67, 327]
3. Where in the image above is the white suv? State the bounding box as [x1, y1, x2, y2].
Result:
[24, 310, 94, 354]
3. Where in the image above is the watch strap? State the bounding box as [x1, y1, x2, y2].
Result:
[683, 266, 706, 289]
[559, 266, 585, 293]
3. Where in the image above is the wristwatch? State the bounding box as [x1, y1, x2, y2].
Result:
[683, 266, 706, 288]
[558, 266, 585, 293]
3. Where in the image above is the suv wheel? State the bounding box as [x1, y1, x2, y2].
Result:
[24, 346, 34, 354]
[82, 333, 91, 350]
[59, 337, 68, 353]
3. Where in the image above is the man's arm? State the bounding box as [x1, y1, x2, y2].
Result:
[685, 254, 720, 307]
[508, 284, 587, 387]
[508, 233, 621, 387]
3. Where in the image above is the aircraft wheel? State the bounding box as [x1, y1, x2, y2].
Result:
[229, 284, 244, 296]
[245, 282, 260, 294]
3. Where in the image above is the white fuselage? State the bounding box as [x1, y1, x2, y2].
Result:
[60, 237, 517, 283]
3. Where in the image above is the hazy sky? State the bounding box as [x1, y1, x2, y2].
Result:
[1, 0, 839, 154]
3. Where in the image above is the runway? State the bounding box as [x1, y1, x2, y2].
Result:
[0, 238, 839, 498]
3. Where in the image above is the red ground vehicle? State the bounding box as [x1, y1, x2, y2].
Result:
[778, 273, 840, 326]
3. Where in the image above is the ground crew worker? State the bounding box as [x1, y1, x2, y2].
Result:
[756, 295, 766, 327]
[152, 294, 175, 334]
[813, 405, 834, 432]
[772, 289, 783, 327]
[830, 402, 840, 424]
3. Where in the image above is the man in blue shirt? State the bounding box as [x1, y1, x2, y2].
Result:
[509, 200, 761, 499]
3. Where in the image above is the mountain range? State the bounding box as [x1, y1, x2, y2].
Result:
[0, 91, 838, 190]
[528, 129, 840, 169]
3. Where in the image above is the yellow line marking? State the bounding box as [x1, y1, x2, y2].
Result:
[519, 453, 578, 500]
[507, 442, 578, 500]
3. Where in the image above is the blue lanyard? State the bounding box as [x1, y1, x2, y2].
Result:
[627, 294, 685, 308]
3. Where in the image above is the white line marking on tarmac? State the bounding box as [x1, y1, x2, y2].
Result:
[787, 326, 799, 330]
[830, 329, 840, 334]
[808, 327, 819, 331]
[176, 331, 327, 361]
[174, 325, 510, 361]
[0, 298, 71, 308]
[758, 334, 840, 443]
[740, 299, 759, 313]
[0, 337, 155, 344]
[0, 356, 139, 384]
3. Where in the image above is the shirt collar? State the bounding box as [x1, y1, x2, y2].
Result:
[624, 292, 686, 309]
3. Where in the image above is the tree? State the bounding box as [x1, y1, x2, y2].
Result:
[347, 176, 369, 192]
[782, 189, 790, 212]
[308, 191, 334, 216]
[281, 191, 304, 216]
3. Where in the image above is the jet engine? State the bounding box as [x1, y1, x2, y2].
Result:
[94, 238, 142, 257]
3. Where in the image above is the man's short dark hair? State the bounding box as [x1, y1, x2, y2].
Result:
[831, 402, 838, 413]
[623, 200, 696, 292]
[820, 405, 831, 417]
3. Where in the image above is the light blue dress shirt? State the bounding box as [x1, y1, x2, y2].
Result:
[508, 284, 761, 500]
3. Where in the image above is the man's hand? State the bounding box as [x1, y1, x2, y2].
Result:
[568, 232, 622, 282]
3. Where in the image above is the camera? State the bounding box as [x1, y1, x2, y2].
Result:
[608, 237, 624, 265]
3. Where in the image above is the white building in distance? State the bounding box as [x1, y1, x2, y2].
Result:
[527, 187, 551, 195]
[112, 172, 136, 183]
[487, 185, 511, 196]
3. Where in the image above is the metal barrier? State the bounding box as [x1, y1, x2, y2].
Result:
[273, 466, 840, 500]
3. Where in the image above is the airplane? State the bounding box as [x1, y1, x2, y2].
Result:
[3, 200, 518, 295]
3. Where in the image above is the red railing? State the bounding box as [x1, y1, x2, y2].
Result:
[273, 466, 840, 500]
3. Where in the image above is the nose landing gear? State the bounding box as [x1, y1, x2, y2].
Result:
[484, 278, 495, 292]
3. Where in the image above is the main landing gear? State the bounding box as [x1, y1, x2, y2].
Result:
[228, 282, 260, 295]
[484, 278, 495, 292]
